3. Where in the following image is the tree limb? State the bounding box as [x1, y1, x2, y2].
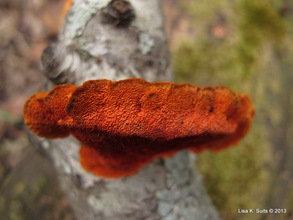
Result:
[30, 0, 220, 219]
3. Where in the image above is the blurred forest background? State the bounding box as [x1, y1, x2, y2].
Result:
[0, 0, 292, 219]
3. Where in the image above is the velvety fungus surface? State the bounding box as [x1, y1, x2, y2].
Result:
[23, 78, 254, 178]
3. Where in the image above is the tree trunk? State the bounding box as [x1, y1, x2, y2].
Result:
[30, 0, 220, 219]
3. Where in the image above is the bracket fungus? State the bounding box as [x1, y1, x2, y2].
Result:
[23, 78, 254, 178]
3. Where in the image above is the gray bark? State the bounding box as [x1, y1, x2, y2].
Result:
[31, 0, 220, 219]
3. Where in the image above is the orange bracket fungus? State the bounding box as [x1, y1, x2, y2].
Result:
[62, 0, 73, 18]
[23, 78, 254, 178]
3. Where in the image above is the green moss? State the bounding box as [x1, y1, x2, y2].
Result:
[172, 0, 290, 219]
[173, 40, 207, 84]
[235, 1, 287, 77]
[238, 1, 286, 43]
[173, 0, 287, 86]
[173, 38, 252, 88]
[197, 129, 270, 219]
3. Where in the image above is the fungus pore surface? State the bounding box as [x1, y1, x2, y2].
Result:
[23, 78, 254, 178]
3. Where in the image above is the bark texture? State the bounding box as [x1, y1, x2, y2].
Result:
[31, 0, 220, 219]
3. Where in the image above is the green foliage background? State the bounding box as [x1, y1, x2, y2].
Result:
[173, 1, 293, 219]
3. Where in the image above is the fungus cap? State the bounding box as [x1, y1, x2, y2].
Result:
[23, 78, 254, 178]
